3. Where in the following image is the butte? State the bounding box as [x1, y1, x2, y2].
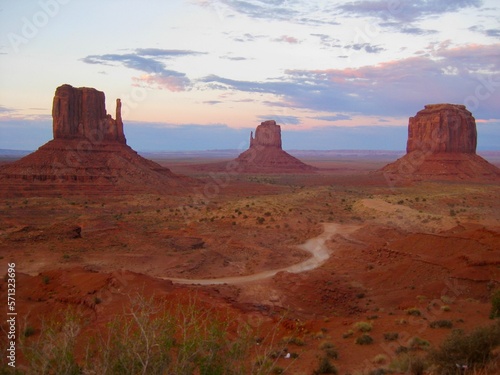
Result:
[234, 120, 316, 173]
[0, 84, 185, 196]
[380, 104, 500, 183]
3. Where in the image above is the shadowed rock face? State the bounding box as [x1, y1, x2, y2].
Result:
[407, 104, 477, 154]
[52, 84, 126, 144]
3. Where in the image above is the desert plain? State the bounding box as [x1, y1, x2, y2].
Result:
[1, 150, 499, 374]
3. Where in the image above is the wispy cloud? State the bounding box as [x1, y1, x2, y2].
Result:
[0, 105, 15, 114]
[312, 114, 353, 122]
[311, 33, 342, 48]
[337, 0, 482, 34]
[337, 0, 482, 22]
[201, 43, 500, 119]
[196, 0, 340, 26]
[344, 42, 385, 53]
[81, 48, 204, 91]
[257, 114, 301, 125]
[220, 55, 251, 61]
[273, 35, 301, 44]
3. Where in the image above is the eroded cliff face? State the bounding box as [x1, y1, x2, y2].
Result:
[379, 104, 499, 183]
[250, 120, 282, 149]
[52, 84, 126, 144]
[406, 104, 477, 154]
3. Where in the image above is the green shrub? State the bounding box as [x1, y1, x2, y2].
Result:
[355, 334, 374, 345]
[428, 322, 500, 374]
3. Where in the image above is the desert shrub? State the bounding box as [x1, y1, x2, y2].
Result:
[319, 342, 338, 359]
[354, 321, 372, 332]
[313, 356, 338, 374]
[355, 334, 374, 345]
[23, 326, 36, 338]
[490, 289, 500, 319]
[342, 330, 353, 338]
[372, 354, 388, 364]
[280, 336, 305, 346]
[429, 319, 453, 329]
[409, 337, 430, 350]
[428, 322, 500, 374]
[21, 295, 265, 375]
[441, 305, 451, 312]
[405, 307, 421, 316]
[20, 308, 82, 375]
[390, 353, 427, 375]
[383, 332, 399, 341]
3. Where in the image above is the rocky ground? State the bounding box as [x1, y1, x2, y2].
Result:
[1, 157, 499, 374]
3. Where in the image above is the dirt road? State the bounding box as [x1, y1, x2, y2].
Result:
[164, 223, 359, 285]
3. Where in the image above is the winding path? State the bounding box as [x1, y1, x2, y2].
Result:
[163, 223, 359, 285]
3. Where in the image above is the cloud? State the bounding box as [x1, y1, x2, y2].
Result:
[310, 33, 342, 48]
[232, 33, 266, 42]
[220, 55, 250, 61]
[470, 25, 500, 38]
[0, 105, 15, 114]
[81, 48, 204, 91]
[344, 42, 385, 53]
[257, 115, 301, 125]
[337, 0, 481, 35]
[203, 100, 223, 105]
[201, 43, 500, 120]
[273, 35, 301, 44]
[312, 114, 353, 122]
[196, 0, 340, 26]
[337, 0, 482, 22]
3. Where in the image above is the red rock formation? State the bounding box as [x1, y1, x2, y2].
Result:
[0, 84, 187, 196]
[52, 84, 126, 143]
[406, 104, 476, 154]
[250, 120, 282, 148]
[380, 104, 500, 183]
[235, 120, 315, 173]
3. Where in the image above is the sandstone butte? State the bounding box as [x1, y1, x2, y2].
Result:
[234, 120, 316, 172]
[0, 84, 184, 197]
[380, 104, 500, 182]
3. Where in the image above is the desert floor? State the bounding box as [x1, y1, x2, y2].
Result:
[1, 155, 499, 374]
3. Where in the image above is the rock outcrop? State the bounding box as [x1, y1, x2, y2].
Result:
[235, 120, 315, 172]
[0, 84, 186, 196]
[406, 104, 476, 154]
[380, 104, 500, 183]
[52, 84, 126, 144]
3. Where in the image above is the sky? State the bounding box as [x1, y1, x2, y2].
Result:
[0, 0, 499, 151]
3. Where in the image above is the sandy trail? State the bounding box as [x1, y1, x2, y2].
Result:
[164, 223, 359, 285]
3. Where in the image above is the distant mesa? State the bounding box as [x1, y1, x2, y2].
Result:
[380, 104, 500, 182]
[0, 84, 185, 196]
[235, 120, 316, 173]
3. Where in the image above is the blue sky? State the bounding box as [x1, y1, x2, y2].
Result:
[1, 0, 499, 151]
